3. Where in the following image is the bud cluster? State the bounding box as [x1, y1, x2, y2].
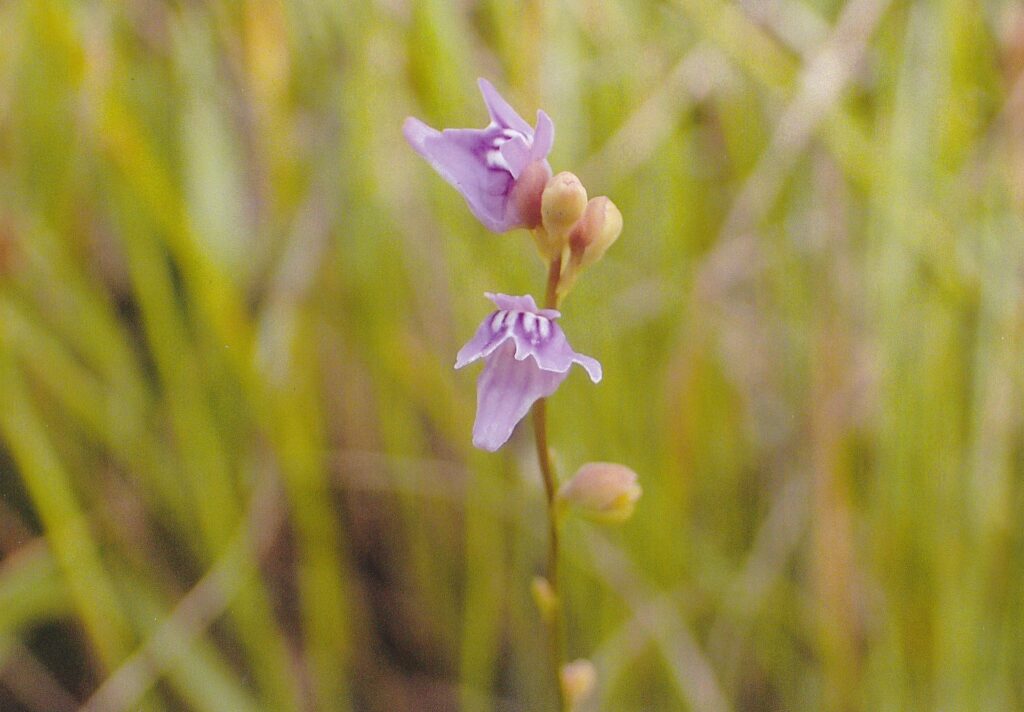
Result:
[529, 170, 623, 300]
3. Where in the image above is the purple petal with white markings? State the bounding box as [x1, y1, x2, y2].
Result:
[455, 293, 604, 451]
[404, 80, 554, 233]
[478, 78, 533, 135]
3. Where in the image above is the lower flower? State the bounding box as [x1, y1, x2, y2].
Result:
[455, 293, 602, 451]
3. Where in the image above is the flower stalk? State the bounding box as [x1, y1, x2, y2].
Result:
[533, 256, 568, 710]
[405, 78, 637, 712]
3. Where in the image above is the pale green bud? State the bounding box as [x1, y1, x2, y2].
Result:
[560, 659, 597, 710]
[538, 172, 588, 259]
[558, 462, 641, 523]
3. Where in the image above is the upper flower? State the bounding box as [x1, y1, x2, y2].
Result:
[456, 293, 602, 451]
[403, 78, 554, 233]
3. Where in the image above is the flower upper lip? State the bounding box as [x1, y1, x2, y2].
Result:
[403, 79, 554, 233]
[485, 292, 560, 319]
[455, 292, 600, 381]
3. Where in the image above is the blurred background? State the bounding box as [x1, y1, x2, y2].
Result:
[1, 0, 1023, 710]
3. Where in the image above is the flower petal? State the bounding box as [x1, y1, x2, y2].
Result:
[487, 292, 545, 314]
[403, 118, 517, 232]
[508, 319, 602, 383]
[477, 78, 533, 137]
[472, 341, 568, 451]
[531, 110, 554, 161]
[454, 312, 508, 369]
[499, 135, 533, 179]
[570, 353, 603, 383]
[402, 116, 437, 147]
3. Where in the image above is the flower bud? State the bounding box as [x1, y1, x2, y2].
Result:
[560, 659, 597, 709]
[568, 196, 623, 269]
[539, 172, 588, 257]
[510, 159, 552, 230]
[530, 576, 558, 621]
[558, 462, 641, 523]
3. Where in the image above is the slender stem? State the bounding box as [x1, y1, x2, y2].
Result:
[533, 255, 568, 711]
[545, 254, 562, 311]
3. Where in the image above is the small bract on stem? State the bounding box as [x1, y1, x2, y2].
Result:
[404, 78, 639, 711]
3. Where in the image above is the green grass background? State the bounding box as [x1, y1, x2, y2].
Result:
[1, 0, 1023, 709]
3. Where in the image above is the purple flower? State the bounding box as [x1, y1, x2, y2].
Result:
[403, 79, 554, 233]
[456, 293, 602, 452]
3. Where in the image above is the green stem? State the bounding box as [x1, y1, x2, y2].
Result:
[545, 254, 562, 311]
[532, 255, 569, 711]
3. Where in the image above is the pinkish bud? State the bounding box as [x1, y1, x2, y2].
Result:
[510, 160, 552, 230]
[560, 659, 597, 709]
[558, 462, 641, 523]
[568, 196, 622, 268]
